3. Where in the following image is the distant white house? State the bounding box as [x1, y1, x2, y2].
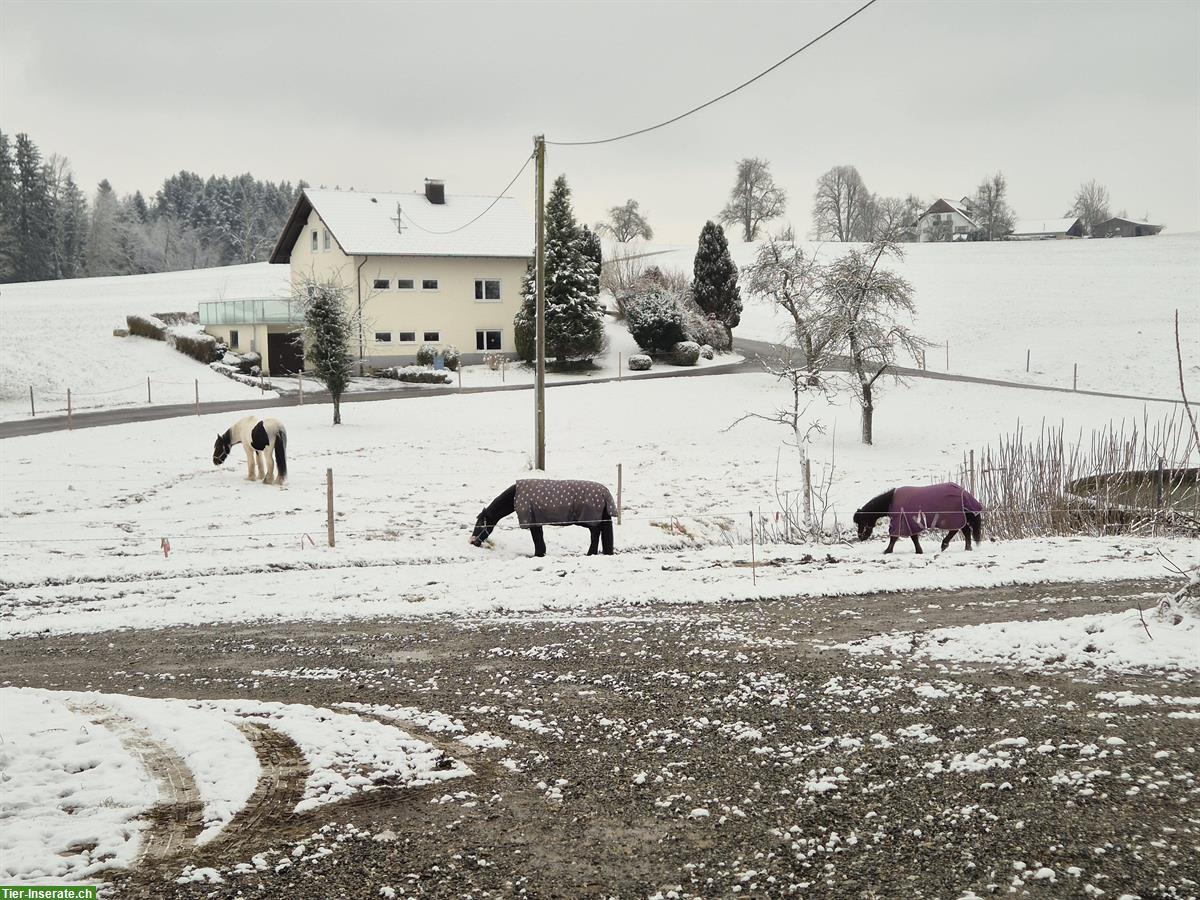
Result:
[916, 198, 979, 242]
[1008, 217, 1084, 241]
[199, 180, 532, 374]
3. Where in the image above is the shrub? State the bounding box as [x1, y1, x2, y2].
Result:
[699, 344, 715, 360]
[382, 366, 452, 384]
[625, 290, 688, 354]
[153, 311, 199, 326]
[483, 352, 508, 371]
[237, 351, 262, 374]
[671, 341, 701, 366]
[127, 314, 167, 341]
[172, 331, 220, 363]
[441, 345, 460, 372]
[627, 354, 652, 371]
[416, 343, 437, 366]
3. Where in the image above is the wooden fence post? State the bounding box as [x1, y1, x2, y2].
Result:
[945, 340, 949, 370]
[1025, 349, 1030, 373]
[803, 457, 814, 527]
[1073, 363, 1078, 391]
[618, 352, 622, 381]
[458, 367, 462, 391]
[194, 378, 199, 416]
[29, 385, 34, 417]
[748, 511, 757, 586]
[616, 463, 623, 525]
[298, 371, 304, 405]
[67, 389, 73, 430]
[147, 376, 152, 404]
[326, 468, 335, 547]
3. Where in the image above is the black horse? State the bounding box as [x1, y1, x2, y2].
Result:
[853, 482, 983, 554]
[470, 480, 616, 558]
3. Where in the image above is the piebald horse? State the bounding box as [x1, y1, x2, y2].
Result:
[213, 416, 288, 484]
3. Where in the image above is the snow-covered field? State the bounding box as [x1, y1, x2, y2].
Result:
[0, 263, 287, 420]
[1, 372, 1193, 645]
[0, 687, 470, 884]
[620, 232, 1200, 398]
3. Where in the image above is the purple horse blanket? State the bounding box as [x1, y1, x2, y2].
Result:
[888, 483, 982, 537]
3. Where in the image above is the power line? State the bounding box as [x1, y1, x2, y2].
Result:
[399, 151, 535, 235]
[546, 0, 881, 147]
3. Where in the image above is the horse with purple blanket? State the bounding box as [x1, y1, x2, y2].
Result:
[853, 482, 983, 554]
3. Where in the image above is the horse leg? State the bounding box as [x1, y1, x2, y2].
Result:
[912, 535, 923, 554]
[264, 442, 276, 483]
[530, 526, 546, 558]
[961, 525, 973, 550]
[586, 525, 600, 556]
[600, 518, 614, 555]
[941, 530, 954, 551]
[244, 445, 256, 480]
[883, 536, 898, 554]
[255, 450, 267, 481]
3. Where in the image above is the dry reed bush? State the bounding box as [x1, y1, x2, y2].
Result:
[959, 411, 1199, 539]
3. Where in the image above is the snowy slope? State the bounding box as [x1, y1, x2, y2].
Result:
[0, 263, 288, 421]
[614, 233, 1200, 398]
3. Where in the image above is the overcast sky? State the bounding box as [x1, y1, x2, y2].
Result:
[3, 0, 1197, 243]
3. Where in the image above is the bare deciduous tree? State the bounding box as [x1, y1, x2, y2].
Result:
[822, 240, 925, 445]
[718, 158, 787, 242]
[812, 165, 869, 242]
[1066, 179, 1111, 235]
[596, 199, 654, 242]
[972, 172, 1016, 241]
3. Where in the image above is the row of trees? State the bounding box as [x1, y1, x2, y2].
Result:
[597, 160, 1142, 245]
[0, 130, 304, 284]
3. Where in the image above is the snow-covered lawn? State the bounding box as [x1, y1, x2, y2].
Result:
[1, 373, 1193, 645]
[0, 688, 470, 884]
[0, 263, 286, 421]
[617, 232, 1200, 398]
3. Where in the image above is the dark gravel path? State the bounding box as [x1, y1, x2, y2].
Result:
[3, 577, 1196, 899]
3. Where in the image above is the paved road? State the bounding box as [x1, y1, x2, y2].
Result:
[0, 340, 1180, 440]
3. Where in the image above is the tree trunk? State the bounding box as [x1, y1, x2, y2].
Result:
[861, 383, 873, 445]
[332, 394, 341, 425]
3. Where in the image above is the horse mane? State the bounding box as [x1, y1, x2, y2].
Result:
[858, 489, 895, 518]
[483, 484, 517, 523]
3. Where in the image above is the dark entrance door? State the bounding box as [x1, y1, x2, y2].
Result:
[267, 331, 304, 375]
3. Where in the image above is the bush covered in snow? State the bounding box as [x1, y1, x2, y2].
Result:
[699, 344, 714, 360]
[152, 311, 199, 326]
[172, 331, 220, 364]
[237, 351, 262, 375]
[627, 354, 652, 371]
[625, 290, 688, 354]
[684, 312, 732, 351]
[415, 344, 459, 370]
[670, 341, 701, 366]
[382, 366, 452, 384]
[441, 345, 460, 372]
[126, 314, 168, 341]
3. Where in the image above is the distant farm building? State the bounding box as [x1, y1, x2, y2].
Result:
[916, 198, 979, 242]
[1007, 217, 1084, 241]
[1092, 217, 1164, 238]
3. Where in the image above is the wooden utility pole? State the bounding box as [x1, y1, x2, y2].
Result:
[533, 134, 547, 470]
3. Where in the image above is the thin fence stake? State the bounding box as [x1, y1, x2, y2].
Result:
[1025, 349, 1030, 373]
[29, 385, 34, 417]
[147, 376, 151, 404]
[326, 468, 335, 548]
[67, 389, 73, 430]
[945, 340, 949, 370]
[969, 449, 976, 494]
[298, 370, 304, 405]
[194, 378, 199, 416]
[748, 511, 757, 585]
[803, 457, 813, 528]
[458, 367, 462, 391]
[1073, 363, 1078, 391]
[260, 373, 265, 395]
[618, 352, 622, 381]
[616, 463, 623, 525]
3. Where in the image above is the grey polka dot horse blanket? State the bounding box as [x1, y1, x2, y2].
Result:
[514, 479, 616, 528]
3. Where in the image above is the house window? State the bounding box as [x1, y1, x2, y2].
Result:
[373, 278, 390, 290]
[229, 329, 239, 349]
[474, 278, 501, 302]
[311, 230, 318, 251]
[421, 279, 439, 291]
[476, 329, 502, 351]
[396, 278, 415, 290]
[323, 229, 331, 251]
[375, 332, 392, 343]
[398, 331, 416, 343]
[423, 331, 440, 342]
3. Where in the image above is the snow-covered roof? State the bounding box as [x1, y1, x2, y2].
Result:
[918, 198, 978, 228]
[1010, 217, 1081, 236]
[271, 188, 533, 263]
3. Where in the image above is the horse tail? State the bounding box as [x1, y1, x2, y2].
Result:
[274, 425, 288, 481]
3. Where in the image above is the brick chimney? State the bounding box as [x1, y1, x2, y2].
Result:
[425, 179, 445, 205]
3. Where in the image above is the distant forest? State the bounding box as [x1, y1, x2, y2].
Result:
[0, 130, 305, 284]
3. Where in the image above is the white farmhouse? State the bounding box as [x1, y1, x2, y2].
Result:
[915, 197, 979, 242]
[200, 180, 532, 374]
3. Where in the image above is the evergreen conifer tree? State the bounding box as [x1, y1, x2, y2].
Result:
[13, 133, 55, 282]
[692, 220, 742, 346]
[297, 276, 357, 425]
[0, 132, 19, 282]
[513, 176, 604, 364]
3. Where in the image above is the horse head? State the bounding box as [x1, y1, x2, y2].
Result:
[213, 432, 231, 466]
[852, 509, 878, 542]
[469, 509, 494, 547]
